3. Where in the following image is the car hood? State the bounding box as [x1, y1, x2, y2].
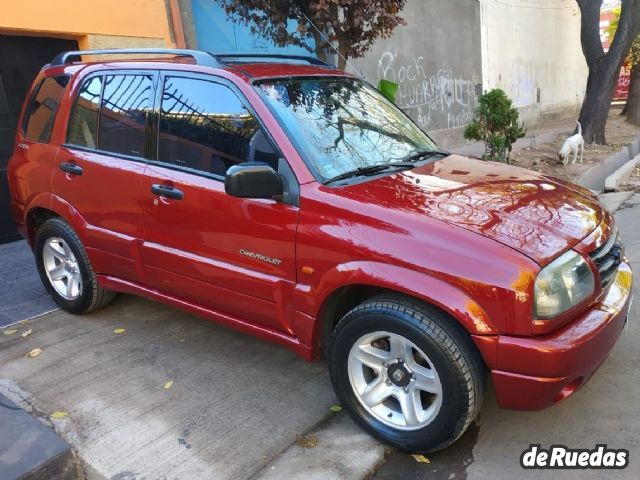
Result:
[332, 155, 605, 265]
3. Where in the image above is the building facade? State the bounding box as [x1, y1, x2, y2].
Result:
[177, 0, 588, 148]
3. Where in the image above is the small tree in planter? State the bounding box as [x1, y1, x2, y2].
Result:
[463, 89, 526, 163]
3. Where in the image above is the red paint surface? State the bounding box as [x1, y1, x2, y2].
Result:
[7, 58, 634, 411]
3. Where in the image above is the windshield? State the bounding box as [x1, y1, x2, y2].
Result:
[256, 77, 438, 182]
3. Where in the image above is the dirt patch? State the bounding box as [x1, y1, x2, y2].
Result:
[510, 108, 640, 182]
[622, 160, 640, 192]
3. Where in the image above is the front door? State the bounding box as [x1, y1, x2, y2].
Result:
[141, 74, 298, 334]
[52, 72, 155, 282]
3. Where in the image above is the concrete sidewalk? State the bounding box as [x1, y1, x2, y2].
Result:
[0, 297, 342, 479]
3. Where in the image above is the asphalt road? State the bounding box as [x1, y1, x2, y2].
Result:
[373, 195, 640, 480]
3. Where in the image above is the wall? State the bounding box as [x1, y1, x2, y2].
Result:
[0, 0, 173, 48]
[480, 0, 587, 126]
[183, 0, 314, 54]
[351, 0, 482, 145]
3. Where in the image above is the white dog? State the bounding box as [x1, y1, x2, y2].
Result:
[559, 121, 585, 165]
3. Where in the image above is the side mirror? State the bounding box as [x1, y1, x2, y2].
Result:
[225, 162, 283, 199]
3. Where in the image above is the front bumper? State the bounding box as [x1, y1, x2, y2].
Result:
[473, 262, 633, 410]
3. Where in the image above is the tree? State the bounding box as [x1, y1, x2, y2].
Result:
[463, 89, 526, 163]
[607, 6, 640, 124]
[213, 0, 407, 70]
[576, 0, 640, 144]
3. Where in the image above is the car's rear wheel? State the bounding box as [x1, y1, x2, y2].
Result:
[35, 218, 116, 314]
[329, 294, 485, 452]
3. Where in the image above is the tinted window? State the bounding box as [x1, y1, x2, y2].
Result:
[158, 77, 277, 176]
[98, 74, 153, 157]
[23, 76, 68, 143]
[67, 76, 102, 148]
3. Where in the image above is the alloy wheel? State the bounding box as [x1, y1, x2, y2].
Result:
[347, 331, 443, 430]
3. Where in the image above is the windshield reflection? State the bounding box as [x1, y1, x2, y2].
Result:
[257, 77, 437, 182]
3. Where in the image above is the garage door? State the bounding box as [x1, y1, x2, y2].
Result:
[0, 34, 78, 244]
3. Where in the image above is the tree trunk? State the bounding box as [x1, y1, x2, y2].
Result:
[576, 0, 640, 144]
[626, 63, 640, 124]
[578, 60, 620, 144]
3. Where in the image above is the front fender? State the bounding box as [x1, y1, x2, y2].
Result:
[295, 261, 498, 349]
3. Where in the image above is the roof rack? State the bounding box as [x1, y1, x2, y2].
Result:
[212, 53, 334, 68]
[50, 48, 335, 69]
[50, 48, 220, 67]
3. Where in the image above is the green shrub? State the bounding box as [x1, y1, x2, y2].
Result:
[463, 89, 526, 163]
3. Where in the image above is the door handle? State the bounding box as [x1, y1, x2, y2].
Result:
[59, 162, 83, 176]
[151, 184, 184, 200]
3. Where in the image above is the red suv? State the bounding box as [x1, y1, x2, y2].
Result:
[7, 49, 633, 452]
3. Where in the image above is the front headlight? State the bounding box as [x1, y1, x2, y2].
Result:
[534, 250, 595, 319]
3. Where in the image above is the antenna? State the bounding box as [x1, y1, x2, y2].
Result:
[298, 12, 366, 80]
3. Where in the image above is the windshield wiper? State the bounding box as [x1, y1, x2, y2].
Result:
[401, 149, 450, 163]
[324, 162, 415, 185]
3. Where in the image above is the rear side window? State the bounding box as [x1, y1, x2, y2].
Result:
[66, 73, 153, 158]
[158, 76, 278, 176]
[23, 76, 68, 143]
[67, 76, 102, 149]
[98, 74, 153, 157]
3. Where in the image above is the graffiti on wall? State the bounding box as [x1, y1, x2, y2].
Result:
[377, 51, 477, 130]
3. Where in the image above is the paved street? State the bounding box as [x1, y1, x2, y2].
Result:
[0, 195, 638, 480]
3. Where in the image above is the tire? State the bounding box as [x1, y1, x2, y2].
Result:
[329, 294, 485, 452]
[34, 218, 116, 314]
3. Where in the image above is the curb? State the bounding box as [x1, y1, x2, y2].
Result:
[578, 135, 640, 191]
[604, 154, 640, 192]
[252, 413, 389, 480]
[0, 392, 76, 480]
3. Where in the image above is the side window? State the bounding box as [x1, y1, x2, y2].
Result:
[67, 76, 102, 149]
[158, 76, 278, 177]
[23, 76, 68, 143]
[98, 74, 153, 157]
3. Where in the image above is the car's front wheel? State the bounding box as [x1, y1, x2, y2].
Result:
[329, 294, 485, 452]
[35, 217, 116, 314]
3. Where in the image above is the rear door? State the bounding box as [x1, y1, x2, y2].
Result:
[140, 73, 299, 333]
[52, 71, 156, 282]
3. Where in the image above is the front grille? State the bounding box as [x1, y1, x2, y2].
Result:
[589, 231, 622, 291]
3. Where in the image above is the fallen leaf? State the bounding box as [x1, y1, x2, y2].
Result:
[113, 328, 126, 334]
[3, 329, 18, 335]
[164, 380, 174, 390]
[51, 411, 69, 420]
[27, 348, 43, 358]
[21, 329, 33, 338]
[330, 405, 342, 413]
[19, 319, 28, 325]
[411, 454, 430, 464]
[295, 434, 318, 449]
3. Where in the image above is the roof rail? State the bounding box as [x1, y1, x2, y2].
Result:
[50, 48, 220, 68]
[212, 53, 334, 68]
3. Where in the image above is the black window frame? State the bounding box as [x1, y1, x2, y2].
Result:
[150, 71, 286, 183]
[63, 69, 158, 163]
[21, 74, 70, 144]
